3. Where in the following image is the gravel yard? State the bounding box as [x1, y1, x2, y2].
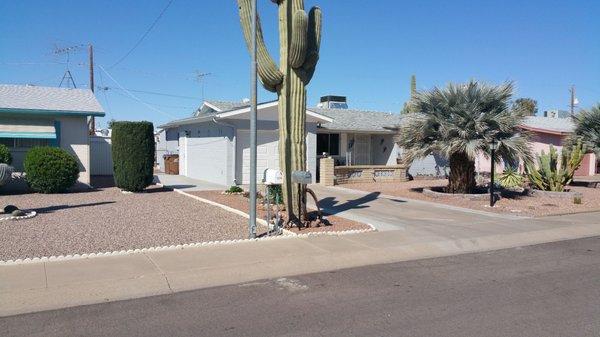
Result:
[345, 179, 600, 217]
[190, 191, 372, 233]
[0, 185, 261, 261]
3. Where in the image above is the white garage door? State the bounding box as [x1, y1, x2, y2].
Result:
[237, 130, 279, 184]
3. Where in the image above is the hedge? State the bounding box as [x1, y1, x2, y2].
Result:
[111, 121, 155, 192]
[0, 144, 12, 165]
[24, 147, 79, 193]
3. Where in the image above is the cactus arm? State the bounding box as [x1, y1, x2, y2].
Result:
[289, 10, 308, 68]
[299, 6, 321, 83]
[238, 0, 284, 91]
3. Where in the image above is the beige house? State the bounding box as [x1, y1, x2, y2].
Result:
[0, 84, 105, 185]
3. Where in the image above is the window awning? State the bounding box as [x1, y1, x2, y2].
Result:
[0, 120, 57, 139]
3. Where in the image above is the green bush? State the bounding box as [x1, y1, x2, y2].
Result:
[24, 147, 79, 193]
[498, 167, 524, 188]
[226, 185, 244, 193]
[0, 144, 12, 165]
[111, 121, 155, 192]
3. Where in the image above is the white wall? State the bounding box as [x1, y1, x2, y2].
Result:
[58, 116, 91, 184]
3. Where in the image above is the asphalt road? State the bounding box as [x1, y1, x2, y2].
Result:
[2, 237, 600, 337]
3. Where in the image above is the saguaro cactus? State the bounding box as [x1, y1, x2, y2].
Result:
[237, 0, 322, 224]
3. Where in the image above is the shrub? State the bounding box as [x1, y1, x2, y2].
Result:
[526, 140, 585, 192]
[0, 144, 12, 165]
[111, 121, 155, 192]
[574, 196, 582, 205]
[498, 167, 524, 188]
[267, 184, 283, 204]
[24, 147, 79, 193]
[226, 185, 244, 193]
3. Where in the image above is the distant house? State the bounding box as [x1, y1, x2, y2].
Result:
[0, 84, 105, 184]
[476, 116, 598, 176]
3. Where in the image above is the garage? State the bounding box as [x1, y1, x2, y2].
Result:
[236, 129, 279, 184]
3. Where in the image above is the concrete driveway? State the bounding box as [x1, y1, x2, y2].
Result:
[309, 185, 524, 232]
[153, 173, 226, 191]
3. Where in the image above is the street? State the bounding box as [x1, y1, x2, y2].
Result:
[2, 236, 600, 337]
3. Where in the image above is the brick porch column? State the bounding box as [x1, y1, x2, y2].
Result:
[319, 157, 335, 186]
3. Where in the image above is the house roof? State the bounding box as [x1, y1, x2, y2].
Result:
[204, 100, 250, 112]
[0, 84, 105, 116]
[160, 100, 331, 128]
[309, 107, 402, 133]
[522, 116, 574, 134]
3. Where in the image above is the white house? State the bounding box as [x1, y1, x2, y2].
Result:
[0, 84, 105, 185]
[157, 96, 422, 185]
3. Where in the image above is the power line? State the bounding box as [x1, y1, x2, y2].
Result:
[98, 64, 176, 119]
[97, 86, 199, 100]
[109, 0, 175, 69]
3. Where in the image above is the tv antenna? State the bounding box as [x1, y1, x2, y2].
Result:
[193, 71, 212, 102]
[52, 44, 85, 88]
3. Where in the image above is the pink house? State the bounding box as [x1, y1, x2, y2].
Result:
[476, 116, 598, 176]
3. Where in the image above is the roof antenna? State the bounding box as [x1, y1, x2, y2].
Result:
[53, 44, 84, 88]
[193, 70, 212, 102]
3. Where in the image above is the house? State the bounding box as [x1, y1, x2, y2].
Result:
[157, 99, 332, 186]
[475, 116, 598, 176]
[0, 84, 105, 185]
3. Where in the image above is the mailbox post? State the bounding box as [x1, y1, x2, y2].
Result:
[291, 171, 312, 223]
[263, 168, 283, 235]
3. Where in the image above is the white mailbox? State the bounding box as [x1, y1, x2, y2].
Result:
[263, 168, 283, 185]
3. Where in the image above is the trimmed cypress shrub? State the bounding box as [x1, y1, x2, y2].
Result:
[24, 147, 79, 193]
[0, 144, 12, 165]
[111, 121, 155, 192]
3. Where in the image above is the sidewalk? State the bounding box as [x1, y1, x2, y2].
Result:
[2, 210, 599, 317]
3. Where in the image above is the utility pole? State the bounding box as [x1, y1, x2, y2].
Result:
[569, 85, 576, 116]
[248, 0, 258, 239]
[89, 44, 96, 133]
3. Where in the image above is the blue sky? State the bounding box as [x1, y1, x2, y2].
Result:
[1, 0, 598, 128]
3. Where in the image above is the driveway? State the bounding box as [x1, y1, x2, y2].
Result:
[153, 173, 226, 191]
[310, 185, 524, 232]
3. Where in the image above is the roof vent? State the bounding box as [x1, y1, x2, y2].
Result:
[317, 95, 348, 109]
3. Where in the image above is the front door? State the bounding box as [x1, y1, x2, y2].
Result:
[348, 134, 371, 165]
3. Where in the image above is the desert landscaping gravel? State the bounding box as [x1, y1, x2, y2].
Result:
[190, 191, 372, 233]
[0, 185, 261, 261]
[346, 179, 600, 217]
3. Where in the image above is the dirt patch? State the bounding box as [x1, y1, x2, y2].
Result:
[189, 191, 373, 233]
[0, 185, 263, 261]
[344, 179, 600, 217]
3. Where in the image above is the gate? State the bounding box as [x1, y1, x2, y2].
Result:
[90, 136, 113, 175]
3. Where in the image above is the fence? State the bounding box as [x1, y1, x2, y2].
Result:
[90, 136, 113, 176]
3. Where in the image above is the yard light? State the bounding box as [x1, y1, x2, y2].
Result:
[489, 139, 498, 207]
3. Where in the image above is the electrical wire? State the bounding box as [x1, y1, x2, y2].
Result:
[99, 86, 199, 100]
[108, 0, 175, 69]
[98, 64, 176, 119]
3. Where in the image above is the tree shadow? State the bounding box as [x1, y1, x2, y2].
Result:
[31, 201, 116, 214]
[318, 191, 381, 215]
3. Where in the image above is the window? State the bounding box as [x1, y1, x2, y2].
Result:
[0, 138, 52, 148]
[317, 133, 340, 156]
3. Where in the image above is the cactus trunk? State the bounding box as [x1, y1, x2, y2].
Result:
[238, 0, 321, 225]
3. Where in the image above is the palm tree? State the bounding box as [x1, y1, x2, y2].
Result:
[571, 103, 600, 156]
[396, 80, 532, 194]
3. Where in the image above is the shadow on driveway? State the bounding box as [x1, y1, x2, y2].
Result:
[32, 201, 116, 214]
[318, 191, 383, 215]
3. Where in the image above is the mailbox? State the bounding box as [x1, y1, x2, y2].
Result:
[263, 168, 283, 185]
[291, 170, 312, 184]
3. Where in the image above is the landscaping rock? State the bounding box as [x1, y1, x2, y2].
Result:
[11, 209, 26, 217]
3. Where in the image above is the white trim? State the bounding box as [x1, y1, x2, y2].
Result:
[202, 101, 223, 112]
[216, 101, 333, 123]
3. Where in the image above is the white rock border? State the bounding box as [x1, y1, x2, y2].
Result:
[0, 210, 37, 222]
[0, 187, 374, 266]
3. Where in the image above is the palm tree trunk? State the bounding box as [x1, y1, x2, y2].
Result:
[448, 152, 476, 194]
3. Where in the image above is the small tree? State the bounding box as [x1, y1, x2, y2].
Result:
[570, 103, 600, 156]
[111, 121, 155, 192]
[397, 81, 532, 194]
[513, 98, 538, 116]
